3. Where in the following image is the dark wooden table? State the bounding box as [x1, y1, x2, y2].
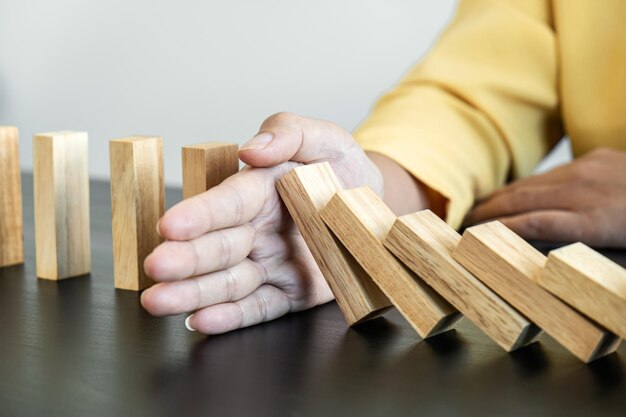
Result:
[1, 174, 625, 417]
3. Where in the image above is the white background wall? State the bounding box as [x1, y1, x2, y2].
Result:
[0, 0, 459, 186]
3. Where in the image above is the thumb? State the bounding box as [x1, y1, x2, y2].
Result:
[238, 112, 355, 168]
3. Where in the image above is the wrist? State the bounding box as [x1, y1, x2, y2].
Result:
[366, 151, 432, 215]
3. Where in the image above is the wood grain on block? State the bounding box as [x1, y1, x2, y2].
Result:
[110, 136, 164, 291]
[320, 187, 460, 337]
[182, 142, 239, 199]
[0, 126, 24, 268]
[384, 210, 540, 352]
[453, 222, 620, 362]
[33, 131, 91, 280]
[276, 163, 391, 325]
[538, 242, 626, 339]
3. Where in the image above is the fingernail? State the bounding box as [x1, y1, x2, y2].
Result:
[155, 219, 161, 236]
[185, 314, 197, 332]
[240, 132, 273, 151]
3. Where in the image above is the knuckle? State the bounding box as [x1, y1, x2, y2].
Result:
[193, 277, 204, 310]
[581, 210, 606, 243]
[222, 267, 238, 302]
[188, 241, 203, 277]
[264, 111, 297, 126]
[243, 223, 256, 244]
[566, 162, 591, 182]
[236, 302, 246, 328]
[253, 291, 269, 323]
[508, 188, 530, 211]
[216, 230, 232, 270]
[221, 182, 246, 226]
[254, 260, 271, 284]
[522, 214, 545, 236]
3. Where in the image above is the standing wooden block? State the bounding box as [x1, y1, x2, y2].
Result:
[34, 131, 91, 280]
[320, 187, 460, 338]
[538, 242, 626, 339]
[182, 142, 239, 199]
[110, 136, 164, 291]
[384, 210, 540, 352]
[452, 222, 620, 362]
[276, 163, 391, 325]
[0, 126, 24, 268]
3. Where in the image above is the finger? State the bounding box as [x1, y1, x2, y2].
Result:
[465, 184, 572, 226]
[158, 168, 269, 241]
[489, 164, 577, 199]
[141, 259, 267, 316]
[495, 148, 626, 196]
[186, 285, 293, 334]
[238, 112, 356, 167]
[498, 210, 586, 243]
[144, 223, 255, 281]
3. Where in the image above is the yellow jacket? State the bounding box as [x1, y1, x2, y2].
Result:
[355, 0, 626, 229]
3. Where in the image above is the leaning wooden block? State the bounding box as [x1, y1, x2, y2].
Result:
[276, 163, 391, 325]
[320, 187, 460, 338]
[0, 126, 24, 268]
[384, 210, 540, 352]
[110, 136, 164, 291]
[538, 242, 626, 339]
[34, 131, 91, 280]
[453, 222, 620, 362]
[182, 142, 239, 199]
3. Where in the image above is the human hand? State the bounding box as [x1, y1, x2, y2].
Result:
[140, 113, 384, 334]
[464, 148, 626, 248]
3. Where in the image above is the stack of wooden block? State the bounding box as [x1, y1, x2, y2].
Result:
[277, 162, 626, 363]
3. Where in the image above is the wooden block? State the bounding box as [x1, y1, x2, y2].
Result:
[383, 210, 541, 351]
[276, 163, 391, 325]
[452, 222, 620, 362]
[538, 242, 626, 339]
[320, 187, 460, 337]
[33, 131, 91, 280]
[110, 136, 164, 291]
[0, 126, 24, 268]
[182, 142, 239, 199]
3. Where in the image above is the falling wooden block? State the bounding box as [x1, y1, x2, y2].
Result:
[320, 187, 460, 337]
[538, 242, 626, 339]
[182, 142, 239, 199]
[384, 210, 540, 351]
[452, 222, 620, 362]
[276, 163, 391, 325]
[0, 126, 24, 268]
[110, 136, 164, 291]
[33, 131, 91, 280]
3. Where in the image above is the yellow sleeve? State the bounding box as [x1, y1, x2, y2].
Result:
[354, 0, 563, 229]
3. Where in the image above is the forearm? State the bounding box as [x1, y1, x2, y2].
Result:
[367, 151, 445, 216]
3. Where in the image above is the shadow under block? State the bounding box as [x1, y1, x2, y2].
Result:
[452, 222, 620, 362]
[384, 210, 541, 352]
[276, 163, 391, 326]
[110, 136, 164, 291]
[538, 242, 626, 339]
[0, 126, 24, 267]
[182, 142, 239, 199]
[33, 132, 91, 280]
[320, 187, 460, 338]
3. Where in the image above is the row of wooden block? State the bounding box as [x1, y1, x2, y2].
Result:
[0, 127, 238, 290]
[277, 162, 626, 363]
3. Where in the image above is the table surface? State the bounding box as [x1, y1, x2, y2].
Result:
[1, 174, 625, 417]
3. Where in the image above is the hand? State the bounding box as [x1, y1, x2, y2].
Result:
[140, 113, 384, 334]
[464, 148, 626, 248]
